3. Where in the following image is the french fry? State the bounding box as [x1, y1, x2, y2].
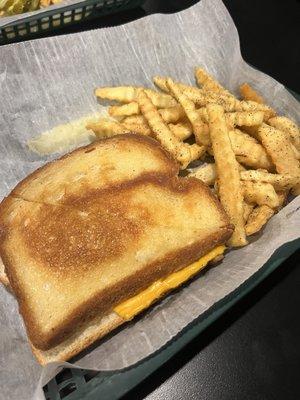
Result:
[258, 123, 300, 195]
[95, 87, 176, 108]
[153, 76, 169, 92]
[195, 67, 233, 98]
[207, 104, 247, 247]
[166, 78, 209, 146]
[239, 83, 265, 104]
[242, 181, 280, 208]
[169, 122, 193, 141]
[123, 115, 147, 125]
[268, 116, 300, 150]
[240, 170, 300, 191]
[236, 100, 275, 120]
[188, 163, 217, 186]
[137, 90, 205, 168]
[245, 205, 275, 236]
[95, 86, 137, 103]
[225, 111, 264, 129]
[229, 129, 274, 171]
[122, 122, 152, 136]
[87, 119, 129, 138]
[243, 202, 255, 222]
[158, 105, 186, 123]
[258, 124, 300, 175]
[154, 76, 239, 111]
[108, 102, 139, 118]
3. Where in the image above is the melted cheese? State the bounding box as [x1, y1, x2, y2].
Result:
[114, 245, 225, 320]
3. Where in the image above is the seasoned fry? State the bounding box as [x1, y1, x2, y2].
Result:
[154, 77, 239, 111]
[169, 122, 193, 141]
[122, 122, 152, 136]
[195, 67, 233, 98]
[123, 115, 147, 125]
[245, 205, 275, 236]
[243, 202, 255, 222]
[236, 100, 275, 120]
[207, 104, 247, 247]
[188, 163, 217, 186]
[108, 102, 139, 118]
[153, 76, 169, 92]
[95, 86, 176, 108]
[137, 90, 205, 168]
[240, 170, 300, 191]
[166, 78, 209, 146]
[229, 129, 274, 171]
[242, 181, 280, 208]
[268, 116, 300, 150]
[87, 119, 129, 138]
[225, 111, 264, 129]
[258, 124, 300, 175]
[258, 123, 300, 195]
[95, 86, 137, 103]
[158, 105, 186, 123]
[239, 83, 265, 104]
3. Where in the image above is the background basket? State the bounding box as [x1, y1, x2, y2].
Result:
[0, 0, 144, 44]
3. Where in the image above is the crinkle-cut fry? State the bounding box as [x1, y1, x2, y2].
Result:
[259, 124, 300, 196]
[243, 202, 255, 222]
[153, 76, 239, 111]
[225, 111, 264, 129]
[153, 76, 169, 92]
[258, 124, 300, 176]
[87, 119, 129, 138]
[158, 105, 186, 123]
[207, 104, 247, 247]
[169, 122, 193, 141]
[240, 170, 300, 191]
[242, 181, 280, 208]
[123, 115, 147, 125]
[95, 86, 176, 108]
[229, 129, 274, 171]
[188, 163, 217, 186]
[195, 67, 234, 98]
[239, 83, 265, 104]
[245, 205, 275, 236]
[95, 86, 137, 103]
[236, 100, 275, 120]
[166, 78, 209, 146]
[268, 116, 300, 150]
[108, 102, 139, 118]
[144, 89, 177, 108]
[122, 122, 152, 136]
[137, 90, 204, 168]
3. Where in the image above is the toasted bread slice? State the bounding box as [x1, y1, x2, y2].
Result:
[0, 134, 232, 352]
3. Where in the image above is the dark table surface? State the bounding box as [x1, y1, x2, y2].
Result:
[14, 1, 300, 399]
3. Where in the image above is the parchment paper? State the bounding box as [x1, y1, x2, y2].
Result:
[0, 1, 299, 399]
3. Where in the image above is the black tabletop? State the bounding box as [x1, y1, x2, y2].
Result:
[21, 1, 300, 399]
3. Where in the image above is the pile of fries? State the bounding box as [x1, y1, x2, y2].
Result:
[87, 68, 300, 247]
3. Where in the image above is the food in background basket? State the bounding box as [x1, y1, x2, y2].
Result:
[0, 0, 61, 17]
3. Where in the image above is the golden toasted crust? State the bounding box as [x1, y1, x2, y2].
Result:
[0, 134, 233, 351]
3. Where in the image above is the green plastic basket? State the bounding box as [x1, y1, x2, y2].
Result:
[0, 0, 144, 44]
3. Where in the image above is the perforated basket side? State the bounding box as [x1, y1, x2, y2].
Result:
[0, 0, 144, 43]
